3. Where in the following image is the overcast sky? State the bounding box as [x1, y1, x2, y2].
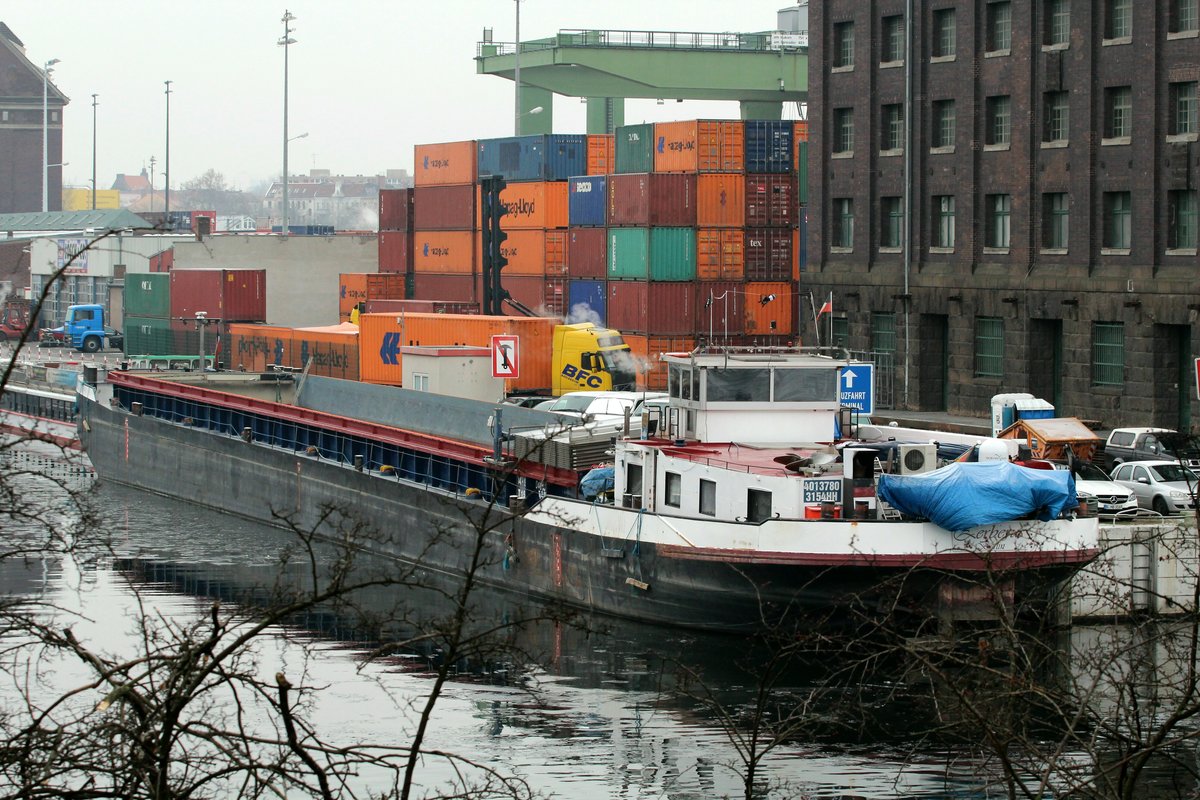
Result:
[5, 1, 800, 193]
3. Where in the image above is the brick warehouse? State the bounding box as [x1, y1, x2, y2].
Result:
[0, 23, 67, 214]
[808, 0, 1199, 429]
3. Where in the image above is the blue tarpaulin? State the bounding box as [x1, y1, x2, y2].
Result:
[877, 460, 1077, 531]
[580, 466, 615, 500]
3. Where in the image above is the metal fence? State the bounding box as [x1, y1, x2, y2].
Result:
[478, 28, 808, 57]
[849, 349, 895, 411]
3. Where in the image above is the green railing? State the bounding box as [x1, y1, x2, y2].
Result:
[477, 28, 808, 58]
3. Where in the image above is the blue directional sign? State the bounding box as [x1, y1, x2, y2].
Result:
[838, 364, 875, 415]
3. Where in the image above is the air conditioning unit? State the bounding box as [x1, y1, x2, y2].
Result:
[898, 443, 938, 475]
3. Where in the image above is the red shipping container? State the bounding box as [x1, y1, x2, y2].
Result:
[696, 173, 745, 228]
[379, 188, 414, 231]
[608, 173, 696, 227]
[744, 228, 794, 281]
[745, 174, 798, 228]
[412, 273, 476, 303]
[473, 274, 559, 316]
[606, 280, 648, 333]
[378, 230, 412, 274]
[413, 185, 476, 231]
[170, 269, 266, 323]
[695, 281, 746, 341]
[646, 283, 696, 336]
[544, 277, 566, 317]
[567, 227, 607, 279]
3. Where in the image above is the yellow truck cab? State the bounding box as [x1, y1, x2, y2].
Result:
[552, 322, 637, 395]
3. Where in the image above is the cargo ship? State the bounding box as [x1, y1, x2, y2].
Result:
[75, 348, 1100, 633]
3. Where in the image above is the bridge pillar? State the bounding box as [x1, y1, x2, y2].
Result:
[517, 86, 554, 135]
[585, 97, 625, 134]
[740, 100, 784, 120]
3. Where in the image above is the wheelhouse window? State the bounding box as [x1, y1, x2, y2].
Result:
[668, 364, 699, 401]
[706, 368, 771, 402]
[624, 463, 644, 508]
[664, 472, 681, 508]
[699, 479, 716, 516]
[1092, 323, 1124, 387]
[747, 489, 773, 524]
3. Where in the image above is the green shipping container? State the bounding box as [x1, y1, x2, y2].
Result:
[608, 228, 649, 280]
[123, 315, 179, 356]
[124, 273, 171, 318]
[797, 141, 808, 204]
[615, 123, 654, 174]
[649, 227, 697, 281]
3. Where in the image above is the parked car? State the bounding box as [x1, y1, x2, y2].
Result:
[1017, 459, 1141, 519]
[1110, 460, 1200, 515]
[541, 391, 668, 424]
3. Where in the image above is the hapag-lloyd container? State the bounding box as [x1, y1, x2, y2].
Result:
[413, 184, 476, 230]
[649, 227, 697, 281]
[291, 324, 361, 381]
[615, 123, 654, 173]
[696, 173, 745, 228]
[339, 273, 406, 321]
[379, 188, 414, 231]
[472, 229, 567, 276]
[476, 134, 587, 182]
[744, 228, 794, 282]
[745, 174, 799, 228]
[744, 121, 794, 173]
[411, 273, 476, 302]
[696, 229, 744, 281]
[228, 323, 294, 372]
[413, 231, 475, 274]
[476, 181, 569, 230]
[608, 228, 649, 280]
[170, 269, 266, 322]
[378, 231, 412, 274]
[586, 134, 615, 175]
[607, 173, 696, 227]
[568, 175, 607, 227]
[567, 279, 606, 325]
[358, 313, 556, 392]
[695, 281, 746, 341]
[362, 299, 479, 315]
[653, 120, 745, 173]
[743, 281, 793, 335]
[567, 227, 607, 279]
[124, 272, 172, 318]
[414, 141, 478, 186]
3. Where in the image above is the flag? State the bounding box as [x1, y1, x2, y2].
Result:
[817, 298, 832, 316]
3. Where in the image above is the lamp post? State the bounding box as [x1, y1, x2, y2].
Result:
[42, 58, 60, 213]
[164, 80, 173, 222]
[279, 10, 297, 236]
[91, 93, 98, 210]
[513, 0, 521, 135]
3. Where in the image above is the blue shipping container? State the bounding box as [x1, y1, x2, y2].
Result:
[568, 175, 607, 227]
[567, 279, 607, 325]
[477, 134, 588, 183]
[744, 121, 794, 174]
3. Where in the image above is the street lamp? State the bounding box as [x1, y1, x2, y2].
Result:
[42, 58, 60, 213]
[513, 0, 521, 135]
[164, 80, 173, 221]
[279, 10, 297, 236]
[91, 94, 98, 210]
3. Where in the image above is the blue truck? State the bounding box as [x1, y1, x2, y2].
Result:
[38, 304, 123, 353]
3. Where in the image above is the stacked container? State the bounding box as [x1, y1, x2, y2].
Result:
[123, 272, 177, 357]
[339, 273, 406, 321]
[410, 141, 478, 302]
[378, 188, 414, 275]
[227, 322, 359, 380]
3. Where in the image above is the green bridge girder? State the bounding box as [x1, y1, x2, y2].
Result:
[475, 29, 808, 134]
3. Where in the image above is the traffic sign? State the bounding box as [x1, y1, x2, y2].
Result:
[839, 363, 875, 415]
[492, 335, 519, 379]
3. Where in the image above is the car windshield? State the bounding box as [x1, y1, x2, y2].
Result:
[1075, 462, 1111, 481]
[550, 395, 596, 413]
[1150, 464, 1198, 483]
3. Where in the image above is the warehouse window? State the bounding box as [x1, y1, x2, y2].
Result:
[832, 318, 849, 350]
[833, 21, 854, 68]
[1045, 0, 1070, 45]
[974, 317, 1005, 378]
[1105, 0, 1132, 39]
[833, 108, 854, 154]
[1171, 0, 1198, 33]
[932, 100, 956, 148]
[986, 1, 1012, 51]
[833, 198, 854, 249]
[1169, 191, 1198, 250]
[1092, 323, 1125, 387]
[933, 195, 955, 249]
[986, 96, 1011, 146]
[985, 194, 1011, 249]
[932, 8, 956, 57]
[1105, 87, 1132, 139]
[881, 197, 903, 248]
[882, 104, 904, 151]
[1043, 91, 1069, 142]
[882, 15, 905, 63]
[1169, 82, 1197, 136]
[871, 313, 897, 355]
[1043, 192, 1070, 250]
[1103, 192, 1132, 249]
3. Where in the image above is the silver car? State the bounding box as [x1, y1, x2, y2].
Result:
[1110, 460, 1199, 516]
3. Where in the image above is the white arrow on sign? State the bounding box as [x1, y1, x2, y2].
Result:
[842, 368, 858, 388]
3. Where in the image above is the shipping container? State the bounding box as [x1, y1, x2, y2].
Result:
[606, 280, 648, 332]
[745, 174, 799, 228]
[696, 173, 746, 228]
[696, 229, 744, 281]
[586, 134, 615, 175]
[793, 119, 809, 145]
[379, 188, 414, 231]
[149, 249, 173, 273]
[477, 181, 569, 230]
[413, 184, 476, 230]
[476, 134, 587, 182]
[124, 315, 182, 356]
[473, 274, 557, 316]
[567, 175, 607, 227]
[744, 228, 794, 282]
[170, 269, 267, 322]
[624, 334, 697, 390]
[378, 230, 412, 274]
[339, 273, 406, 321]
[362, 299, 479, 315]
[567, 279, 606, 325]
[124, 273, 172, 318]
[614, 123, 654, 173]
[358, 312, 557, 392]
[695, 281, 746, 343]
[292, 324, 361, 381]
[607, 173, 696, 227]
[567, 227, 607, 279]
[414, 141, 477, 186]
[607, 228, 650, 280]
[472, 229, 567, 276]
[543, 276, 566, 317]
[646, 282, 696, 335]
[648, 227, 697, 282]
[653, 120, 745, 173]
[743, 282, 794, 336]
[228, 323, 295, 373]
[744, 120, 794, 174]
[412, 273, 476, 302]
[412, 230, 475, 274]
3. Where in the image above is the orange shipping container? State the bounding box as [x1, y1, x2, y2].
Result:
[292, 324, 360, 381]
[696, 173, 745, 227]
[654, 120, 745, 173]
[473, 229, 567, 276]
[743, 282, 793, 336]
[339, 273, 406, 321]
[227, 323, 295, 373]
[793, 121, 809, 172]
[412, 230, 475, 274]
[624, 334, 696, 390]
[586, 134, 615, 175]
[414, 140, 477, 186]
[696, 229, 744, 280]
[358, 312, 557, 392]
[477, 181, 569, 230]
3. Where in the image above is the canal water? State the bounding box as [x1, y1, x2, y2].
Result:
[1, 445, 1196, 798]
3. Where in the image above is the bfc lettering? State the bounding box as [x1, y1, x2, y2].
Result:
[560, 363, 604, 388]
